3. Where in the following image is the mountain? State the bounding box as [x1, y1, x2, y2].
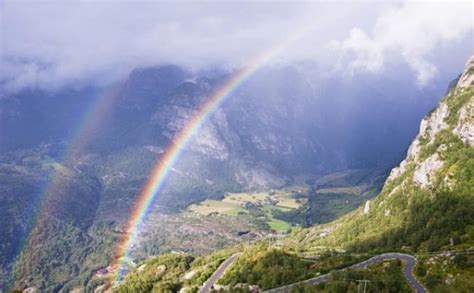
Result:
[117, 56, 474, 292]
[0, 62, 451, 291]
[272, 56, 474, 292]
[303, 56, 474, 252]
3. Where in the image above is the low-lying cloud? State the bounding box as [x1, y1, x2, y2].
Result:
[1, 1, 472, 92]
[337, 1, 473, 86]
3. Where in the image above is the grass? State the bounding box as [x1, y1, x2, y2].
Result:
[267, 218, 291, 232]
[262, 205, 291, 213]
[416, 247, 474, 291]
[187, 189, 306, 234]
[272, 190, 306, 209]
[222, 192, 268, 204]
[223, 207, 248, 216]
[189, 190, 305, 217]
[275, 197, 302, 209]
[188, 200, 240, 215]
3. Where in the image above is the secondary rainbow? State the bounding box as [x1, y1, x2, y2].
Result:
[110, 38, 302, 283]
[13, 85, 121, 286]
[34, 85, 121, 220]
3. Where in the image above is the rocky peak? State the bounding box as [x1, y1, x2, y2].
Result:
[457, 55, 474, 88]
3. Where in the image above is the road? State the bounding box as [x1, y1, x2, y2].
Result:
[199, 253, 242, 293]
[264, 253, 427, 293]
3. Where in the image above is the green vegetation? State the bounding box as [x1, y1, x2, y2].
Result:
[218, 245, 317, 290]
[443, 88, 473, 127]
[116, 248, 237, 292]
[111, 167, 390, 291]
[272, 169, 384, 227]
[188, 190, 307, 233]
[271, 86, 474, 292]
[117, 253, 194, 292]
[171, 85, 473, 293]
[292, 260, 411, 293]
[186, 169, 385, 236]
[189, 199, 242, 216]
[414, 250, 474, 292]
[5, 80, 472, 292]
[216, 244, 405, 291]
[268, 218, 292, 232]
[296, 87, 474, 255]
[14, 220, 120, 292]
[183, 249, 235, 290]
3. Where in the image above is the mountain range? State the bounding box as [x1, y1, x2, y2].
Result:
[0, 58, 471, 292]
[116, 56, 474, 292]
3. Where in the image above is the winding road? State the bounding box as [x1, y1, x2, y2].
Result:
[199, 253, 242, 293]
[200, 252, 427, 293]
[264, 253, 427, 293]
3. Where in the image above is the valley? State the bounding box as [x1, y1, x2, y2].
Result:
[114, 57, 474, 292]
[1, 4, 472, 291]
[0, 140, 386, 292]
[112, 168, 386, 274]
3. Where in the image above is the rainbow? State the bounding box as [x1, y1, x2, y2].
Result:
[12, 85, 121, 284]
[110, 34, 307, 284]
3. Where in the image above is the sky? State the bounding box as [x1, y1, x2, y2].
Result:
[1, 0, 473, 92]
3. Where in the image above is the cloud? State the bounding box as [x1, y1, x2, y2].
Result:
[0, 1, 472, 91]
[337, 1, 473, 86]
[1, 1, 329, 91]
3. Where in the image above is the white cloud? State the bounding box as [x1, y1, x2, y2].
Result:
[0, 1, 472, 91]
[0, 1, 321, 90]
[337, 1, 473, 86]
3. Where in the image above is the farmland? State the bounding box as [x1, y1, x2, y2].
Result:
[188, 189, 307, 233]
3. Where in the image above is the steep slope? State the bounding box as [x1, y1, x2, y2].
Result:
[0, 147, 110, 292]
[301, 56, 474, 253]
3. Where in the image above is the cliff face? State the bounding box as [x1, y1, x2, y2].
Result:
[457, 56, 474, 88]
[304, 55, 474, 252]
[388, 56, 473, 188]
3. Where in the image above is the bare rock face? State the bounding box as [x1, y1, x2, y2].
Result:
[453, 55, 474, 147]
[251, 133, 295, 155]
[419, 103, 449, 141]
[413, 153, 444, 188]
[387, 102, 448, 183]
[187, 121, 230, 160]
[363, 200, 370, 214]
[235, 163, 287, 189]
[388, 55, 473, 188]
[457, 56, 474, 88]
[152, 98, 230, 160]
[389, 101, 451, 187]
[454, 98, 474, 147]
[388, 140, 419, 180]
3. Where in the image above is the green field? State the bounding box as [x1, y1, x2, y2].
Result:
[187, 189, 306, 233]
[267, 218, 291, 232]
[223, 192, 268, 204]
[188, 200, 241, 215]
